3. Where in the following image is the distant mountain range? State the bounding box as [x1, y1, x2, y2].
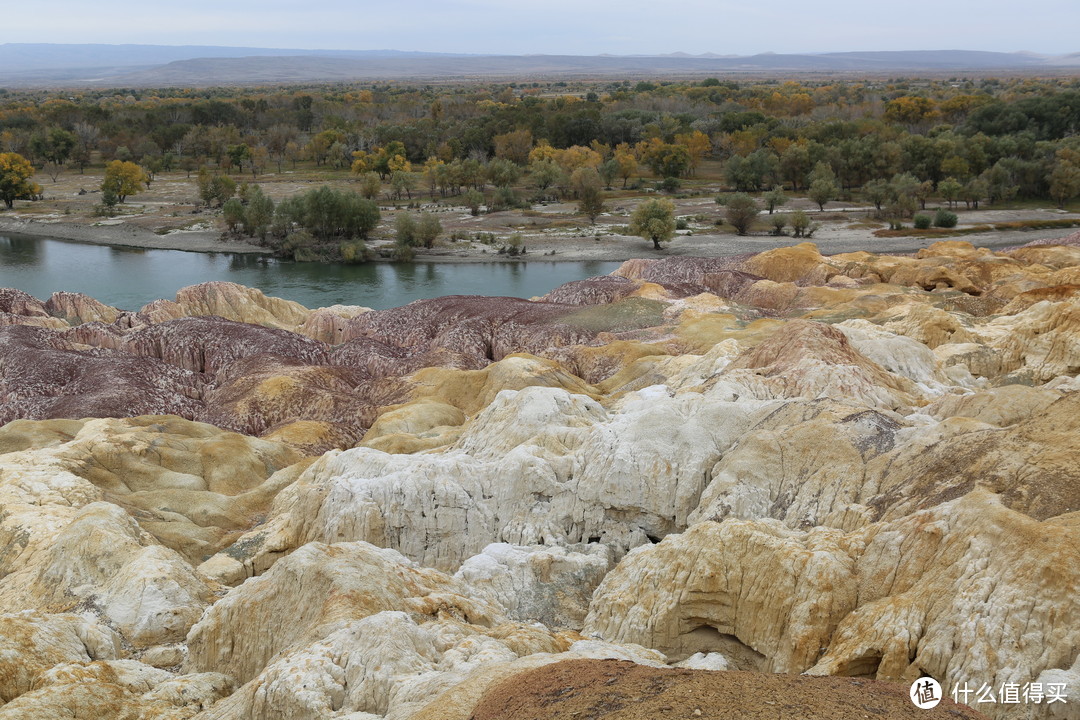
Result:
[0, 44, 1076, 87]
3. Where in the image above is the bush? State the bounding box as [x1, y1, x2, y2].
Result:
[721, 192, 759, 236]
[222, 198, 244, 232]
[656, 177, 681, 193]
[395, 213, 417, 248]
[789, 209, 810, 237]
[914, 214, 932, 229]
[675, 217, 689, 230]
[770, 213, 788, 236]
[933, 208, 958, 228]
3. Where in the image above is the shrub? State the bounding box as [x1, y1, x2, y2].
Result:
[721, 192, 759, 236]
[222, 198, 244, 232]
[933, 208, 958, 228]
[770, 213, 788, 236]
[656, 176, 681, 193]
[914, 214, 932, 229]
[789, 209, 811, 237]
[675, 217, 689, 230]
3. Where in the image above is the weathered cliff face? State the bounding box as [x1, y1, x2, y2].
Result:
[1, 236, 1079, 719]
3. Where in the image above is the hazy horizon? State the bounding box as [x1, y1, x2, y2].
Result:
[4, 0, 1077, 57]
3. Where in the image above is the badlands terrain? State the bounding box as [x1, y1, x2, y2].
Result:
[2, 235, 1080, 719]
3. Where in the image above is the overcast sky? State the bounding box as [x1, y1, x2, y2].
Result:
[4, 0, 1077, 56]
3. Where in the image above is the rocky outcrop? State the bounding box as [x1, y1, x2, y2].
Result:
[0, 415, 306, 562]
[586, 490, 1079, 710]
[2, 235, 1080, 719]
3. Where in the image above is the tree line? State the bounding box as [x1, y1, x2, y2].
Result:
[1, 76, 1079, 210]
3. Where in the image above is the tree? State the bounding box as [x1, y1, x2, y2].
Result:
[807, 162, 838, 211]
[272, 186, 380, 241]
[639, 140, 691, 178]
[1049, 148, 1080, 209]
[763, 185, 788, 214]
[30, 127, 77, 182]
[629, 198, 676, 250]
[529, 158, 564, 192]
[357, 172, 381, 200]
[862, 178, 891, 212]
[981, 162, 1018, 205]
[222, 198, 245, 233]
[789, 209, 813, 238]
[938, 177, 963, 209]
[0, 152, 40, 209]
[486, 158, 521, 188]
[102, 160, 147, 203]
[719, 192, 759, 235]
[390, 170, 416, 200]
[675, 130, 712, 175]
[196, 168, 236, 207]
[227, 144, 252, 175]
[395, 213, 417, 248]
[416, 212, 443, 248]
[243, 185, 275, 239]
[493, 129, 533, 165]
[464, 188, 484, 216]
[613, 143, 638, 188]
[571, 166, 605, 224]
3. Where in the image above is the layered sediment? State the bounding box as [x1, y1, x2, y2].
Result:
[1, 238, 1077, 719]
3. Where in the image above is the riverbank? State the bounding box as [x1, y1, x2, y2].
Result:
[4, 167, 1080, 261]
[4, 211, 1079, 263]
[0, 216, 267, 254]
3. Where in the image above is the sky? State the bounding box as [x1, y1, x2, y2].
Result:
[3, 0, 1077, 56]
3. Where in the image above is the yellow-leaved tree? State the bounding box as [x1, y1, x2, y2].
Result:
[0, 152, 40, 209]
[101, 160, 147, 204]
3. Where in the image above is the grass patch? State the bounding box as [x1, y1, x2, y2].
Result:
[560, 297, 668, 333]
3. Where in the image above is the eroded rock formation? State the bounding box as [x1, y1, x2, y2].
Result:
[1, 236, 1078, 718]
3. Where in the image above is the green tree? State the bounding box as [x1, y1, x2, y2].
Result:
[222, 198, 245, 233]
[862, 178, 891, 212]
[30, 127, 77, 182]
[762, 185, 788, 214]
[357, 172, 381, 200]
[464, 188, 484, 216]
[243, 185, 275, 239]
[390, 170, 416, 200]
[571, 166, 605, 224]
[416, 212, 443, 248]
[938, 177, 963, 209]
[981, 162, 1018, 205]
[486, 157, 521, 188]
[0, 152, 40, 209]
[1049, 148, 1080, 209]
[530, 158, 564, 192]
[719, 192, 759, 235]
[102, 160, 147, 203]
[395, 213, 417, 247]
[273, 186, 379, 241]
[629, 197, 676, 250]
[642, 142, 691, 178]
[789, 209, 814, 238]
[227, 144, 252, 175]
[807, 161, 838, 211]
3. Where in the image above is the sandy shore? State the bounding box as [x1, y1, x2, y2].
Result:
[0, 216, 267, 254]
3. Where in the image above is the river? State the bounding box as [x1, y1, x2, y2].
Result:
[0, 235, 625, 311]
